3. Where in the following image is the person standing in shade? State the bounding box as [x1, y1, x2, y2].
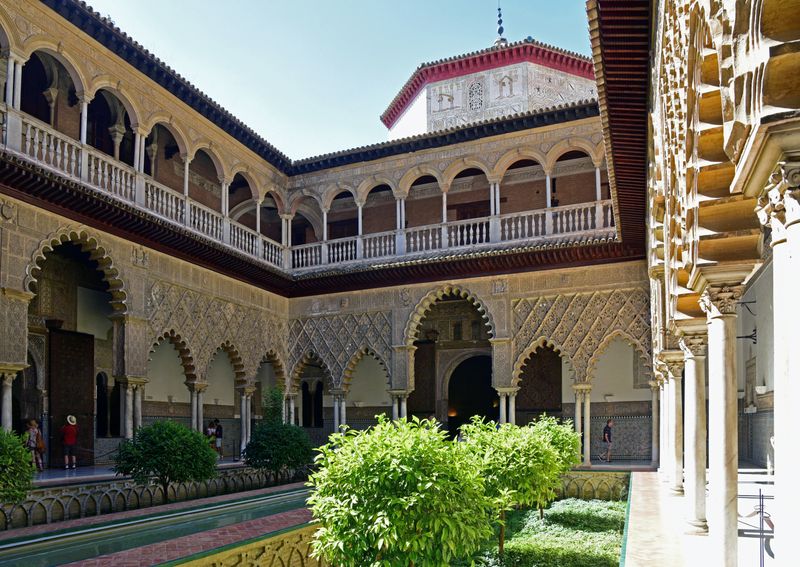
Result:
[25, 419, 45, 472]
[61, 415, 78, 470]
[214, 419, 223, 460]
[599, 419, 613, 463]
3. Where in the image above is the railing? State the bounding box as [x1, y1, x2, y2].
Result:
[86, 149, 137, 202]
[188, 201, 224, 241]
[230, 223, 259, 256]
[292, 242, 323, 269]
[5, 107, 619, 276]
[363, 230, 396, 259]
[145, 179, 184, 224]
[327, 236, 358, 264]
[446, 218, 490, 247]
[500, 210, 547, 241]
[21, 115, 81, 180]
[406, 225, 443, 253]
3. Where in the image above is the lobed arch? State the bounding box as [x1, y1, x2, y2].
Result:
[20, 43, 87, 97]
[86, 80, 143, 128]
[322, 182, 358, 210]
[149, 330, 196, 382]
[25, 227, 127, 312]
[398, 165, 445, 196]
[290, 351, 333, 392]
[512, 336, 575, 387]
[341, 346, 391, 392]
[143, 118, 190, 157]
[205, 341, 246, 384]
[492, 147, 549, 181]
[254, 349, 287, 392]
[544, 138, 605, 173]
[442, 157, 495, 189]
[356, 176, 399, 204]
[404, 284, 496, 346]
[585, 329, 652, 384]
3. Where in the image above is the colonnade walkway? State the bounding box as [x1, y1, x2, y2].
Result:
[624, 467, 775, 566]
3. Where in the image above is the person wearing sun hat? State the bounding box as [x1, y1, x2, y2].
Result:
[61, 415, 78, 470]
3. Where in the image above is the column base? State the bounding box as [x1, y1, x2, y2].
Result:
[685, 519, 708, 534]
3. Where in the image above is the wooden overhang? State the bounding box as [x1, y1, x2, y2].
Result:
[587, 0, 651, 253]
[0, 153, 642, 298]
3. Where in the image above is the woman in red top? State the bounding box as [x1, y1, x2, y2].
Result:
[61, 415, 78, 469]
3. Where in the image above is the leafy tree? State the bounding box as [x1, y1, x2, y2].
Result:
[261, 386, 285, 425]
[114, 421, 217, 502]
[0, 429, 34, 503]
[243, 420, 313, 482]
[308, 415, 495, 567]
[530, 415, 582, 517]
[459, 417, 560, 555]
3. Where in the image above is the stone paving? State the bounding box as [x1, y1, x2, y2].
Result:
[0, 481, 306, 543]
[62, 507, 313, 567]
[624, 467, 775, 566]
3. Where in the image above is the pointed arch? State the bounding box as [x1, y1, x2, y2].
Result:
[290, 351, 332, 392]
[492, 147, 548, 181]
[341, 347, 390, 392]
[149, 330, 196, 382]
[404, 284, 496, 346]
[512, 336, 575, 386]
[586, 329, 652, 384]
[25, 227, 126, 312]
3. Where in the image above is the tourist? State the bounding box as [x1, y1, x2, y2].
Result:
[214, 419, 224, 459]
[598, 419, 613, 463]
[61, 415, 78, 469]
[206, 421, 217, 452]
[25, 419, 45, 472]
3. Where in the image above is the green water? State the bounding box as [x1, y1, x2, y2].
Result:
[0, 488, 309, 567]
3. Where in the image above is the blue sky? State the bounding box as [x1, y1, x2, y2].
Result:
[86, 1, 592, 160]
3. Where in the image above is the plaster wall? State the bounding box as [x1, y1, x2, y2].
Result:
[146, 340, 189, 403]
[205, 351, 236, 407]
[348, 356, 392, 407]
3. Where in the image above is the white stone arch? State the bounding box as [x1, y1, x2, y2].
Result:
[544, 138, 604, 172]
[403, 284, 496, 347]
[492, 147, 549, 181]
[25, 226, 127, 312]
[143, 118, 190, 158]
[228, 168, 260, 201]
[189, 143, 228, 182]
[442, 157, 496, 189]
[321, 182, 358, 210]
[148, 329, 197, 382]
[87, 80, 143, 128]
[398, 165, 445, 197]
[355, 176, 399, 204]
[0, 5, 18, 53]
[341, 346, 391, 392]
[203, 341, 246, 384]
[585, 329, 652, 384]
[512, 336, 576, 387]
[20, 42, 88, 97]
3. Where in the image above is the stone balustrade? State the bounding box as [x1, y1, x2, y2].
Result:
[3, 106, 616, 275]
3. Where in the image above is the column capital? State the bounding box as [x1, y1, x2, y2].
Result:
[1, 373, 15, 386]
[698, 284, 744, 319]
[279, 213, 295, 221]
[185, 381, 208, 393]
[572, 383, 592, 392]
[679, 332, 708, 358]
[648, 380, 661, 392]
[755, 161, 800, 236]
[496, 387, 519, 395]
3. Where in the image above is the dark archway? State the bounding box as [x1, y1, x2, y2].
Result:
[12, 354, 40, 436]
[447, 355, 496, 434]
[516, 345, 563, 425]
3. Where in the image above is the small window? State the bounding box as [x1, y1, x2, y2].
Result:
[468, 82, 483, 111]
[452, 322, 463, 341]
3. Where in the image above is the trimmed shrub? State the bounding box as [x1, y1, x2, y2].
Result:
[243, 420, 313, 482]
[0, 429, 34, 503]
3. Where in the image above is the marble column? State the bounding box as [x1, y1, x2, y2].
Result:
[333, 396, 341, 430]
[1, 373, 14, 432]
[658, 376, 669, 479]
[189, 388, 198, 430]
[240, 391, 248, 451]
[400, 396, 408, 419]
[246, 393, 252, 444]
[508, 391, 516, 425]
[124, 385, 134, 439]
[700, 284, 743, 567]
[665, 358, 684, 494]
[4, 56, 13, 105]
[681, 332, 708, 532]
[583, 386, 592, 466]
[133, 385, 143, 431]
[197, 388, 205, 432]
[340, 395, 347, 427]
[498, 393, 507, 424]
[391, 395, 399, 420]
[13, 60, 22, 109]
[288, 395, 296, 425]
[649, 380, 660, 466]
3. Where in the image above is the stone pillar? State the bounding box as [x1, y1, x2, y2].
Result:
[124, 384, 134, 439]
[390, 394, 399, 420]
[340, 394, 347, 427]
[189, 388, 198, 430]
[545, 174, 552, 208]
[288, 394, 296, 425]
[700, 285, 744, 567]
[133, 384, 143, 431]
[507, 390, 516, 425]
[333, 395, 340, 431]
[649, 380, 660, 466]
[400, 396, 408, 419]
[583, 385, 591, 466]
[498, 392, 507, 424]
[4, 55, 13, 105]
[573, 388, 583, 436]
[595, 167, 602, 201]
[245, 392, 252, 443]
[240, 390, 248, 452]
[681, 332, 708, 532]
[658, 375, 669, 478]
[13, 59, 22, 109]
[197, 387, 205, 432]
[182, 155, 191, 226]
[663, 356, 684, 494]
[79, 98, 89, 145]
[1, 372, 14, 432]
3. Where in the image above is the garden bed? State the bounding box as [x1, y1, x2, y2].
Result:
[472, 498, 626, 567]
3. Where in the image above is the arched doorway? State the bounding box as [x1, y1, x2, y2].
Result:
[447, 355, 496, 434]
[516, 344, 565, 425]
